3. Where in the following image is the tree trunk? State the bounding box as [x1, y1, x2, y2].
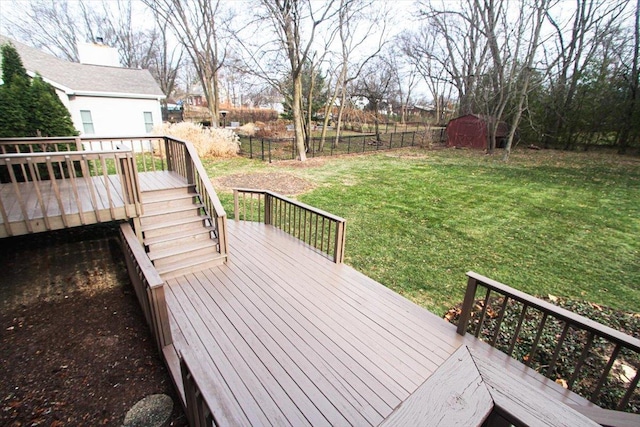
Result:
[616, 0, 640, 154]
[292, 77, 307, 161]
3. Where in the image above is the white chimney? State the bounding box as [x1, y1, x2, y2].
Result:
[77, 39, 121, 67]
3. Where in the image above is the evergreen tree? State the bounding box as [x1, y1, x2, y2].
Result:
[0, 83, 28, 137]
[0, 42, 78, 137]
[29, 74, 77, 137]
[1, 43, 29, 87]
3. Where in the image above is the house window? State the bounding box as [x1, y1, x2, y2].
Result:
[80, 110, 94, 134]
[143, 112, 154, 132]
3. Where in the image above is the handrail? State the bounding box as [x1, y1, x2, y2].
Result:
[120, 223, 171, 351]
[179, 350, 250, 426]
[457, 271, 640, 412]
[164, 136, 228, 259]
[233, 188, 345, 263]
[0, 147, 142, 236]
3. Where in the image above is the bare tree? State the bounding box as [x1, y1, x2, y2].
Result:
[142, 0, 231, 126]
[5, 0, 160, 68]
[501, 0, 553, 159]
[386, 48, 420, 124]
[330, 0, 388, 148]
[615, 0, 640, 153]
[542, 0, 629, 148]
[352, 57, 396, 142]
[98, 0, 160, 69]
[400, 26, 452, 124]
[5, 0, 83, 61]
[147, 15, 183, 100]
[416, 0, 490, 116]
[249, 0, 339, 161]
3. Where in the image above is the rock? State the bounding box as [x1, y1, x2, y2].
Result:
[123, 394, 173, 427]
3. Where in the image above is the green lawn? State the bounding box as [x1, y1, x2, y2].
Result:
[204, 148, 640, 315]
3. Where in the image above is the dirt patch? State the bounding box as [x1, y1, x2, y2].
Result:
[215, 172, 315, 196]
[0, 225, 187, 426]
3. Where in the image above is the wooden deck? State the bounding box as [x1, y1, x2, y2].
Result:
[162, 220, 604, 426]
[0, 171, 186, 236]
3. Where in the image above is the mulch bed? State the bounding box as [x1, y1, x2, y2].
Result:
[0, 225, 187, 426]
[214, 171, 315, 195]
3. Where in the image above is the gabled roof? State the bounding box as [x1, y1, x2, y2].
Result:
[0, 35, 164, 99]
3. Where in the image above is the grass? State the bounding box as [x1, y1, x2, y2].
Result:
[203, 148, 640, 316]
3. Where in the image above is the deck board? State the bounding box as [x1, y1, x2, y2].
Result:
[0, 171, 186, 236]
[166, 221, 469, 426]
[165, 220, 597, 426]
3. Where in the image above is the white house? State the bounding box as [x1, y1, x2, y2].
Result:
[0, 35, 165, 138]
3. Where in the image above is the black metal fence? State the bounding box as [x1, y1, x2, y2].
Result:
[239, 128, 446, 162]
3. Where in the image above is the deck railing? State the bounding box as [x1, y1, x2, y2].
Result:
[0, 136, 228, 259]
[457, 271, 640, 412]
[162, 136, 228, 258]
[120, 223, 171, 351]
[179, 350, 249, 427]
[0, 147, 142, 236]
[233, 188, 345, 263]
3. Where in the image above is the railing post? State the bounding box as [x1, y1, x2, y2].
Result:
[216, 215, 228, 260]
[184, 147, 195, 186]
[149, 286, 172, 349]
[233, 189, 240, 221]
[164, 137, 174, 172]
[264, 193, 272, 225]
[334, 221, 346, 263]
[457, 274, 479, 336]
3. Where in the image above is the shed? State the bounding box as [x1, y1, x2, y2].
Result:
[446, 114, 509, 149]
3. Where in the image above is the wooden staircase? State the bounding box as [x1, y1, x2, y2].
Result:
[140, 186, 225, 280]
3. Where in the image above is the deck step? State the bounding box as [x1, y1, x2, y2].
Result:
[141, 187, 193, 203]
[143, 195, 200, 214]
[149, 239, 218, 266]
[140, 204, 204, 226]
[141, 214, 210, 232]
[144, 226, 216, 251]
[156, 252, 225, 280]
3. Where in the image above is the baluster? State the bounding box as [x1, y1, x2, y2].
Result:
[617, 368, 639, 411]
[490, 296, 510, 347]
[591, 343, 621, 402]
[507, 304, 529, 357]
[568, 332, 595, 389]
[546, 322, 571, 377]
[525, 312, 548, 367]
[474, 287, 493, 338]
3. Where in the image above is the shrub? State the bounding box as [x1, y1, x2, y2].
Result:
[154, 122, 240, 158]
[235, 122, 258, 137]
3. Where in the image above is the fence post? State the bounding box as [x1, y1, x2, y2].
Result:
[249, 136, 253, 159]
[268, 139, 272, 163]
[457, 274, 479, 336]
[389, 133, 393, 149]
[261, 139, 265, 161]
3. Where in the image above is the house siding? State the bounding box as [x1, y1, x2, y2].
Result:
[69, 96, 162, 137]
